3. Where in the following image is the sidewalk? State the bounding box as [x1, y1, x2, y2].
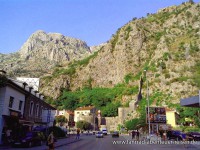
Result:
[0, 135, 81, 150]
[49, 135, 82, 149]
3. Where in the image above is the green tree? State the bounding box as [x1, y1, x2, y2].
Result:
[76, 121, 92, 131]
[125, 118, 140, 130]
[177, 106, 200, 127]
[0, 74, 8, 88]
[55, 115, 67, 126]
[101, 101, 121, 117]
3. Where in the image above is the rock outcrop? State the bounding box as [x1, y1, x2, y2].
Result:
[19, 30, 91, 62]
[0, 30, 92, 77]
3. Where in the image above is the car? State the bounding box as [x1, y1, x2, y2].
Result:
[12, 131, 45, 147]
[112, 131, 119, 138]
[167, 130, 186, 141]
[186, 132, 200, 141]
[96, 131, 103, 138]
[102, 129, 107, 135]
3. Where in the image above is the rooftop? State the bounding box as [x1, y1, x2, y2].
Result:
[75, 106, 95, 111]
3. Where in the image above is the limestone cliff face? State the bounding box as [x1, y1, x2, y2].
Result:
[40, 2, 200, 103]
[19, 30, 91, 62]
[1, 30, 91, 77]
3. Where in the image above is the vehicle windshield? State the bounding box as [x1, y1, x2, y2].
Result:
[97, 132, 102, 134]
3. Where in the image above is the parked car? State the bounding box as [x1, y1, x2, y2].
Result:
[112, 131, 119, 138]
[167, 130, 186, 141]
[12, 131, 45, 147]
[96, 131, 104, 138]
[102, 129, 107, 135]
[186, 132, 200, 141]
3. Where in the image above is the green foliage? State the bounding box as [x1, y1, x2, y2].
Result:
[48, 126, 66, 138]
[179, 42, 185, 50]
[175, 104, 200, 128]
[60, 87, 130, 116]
[55, 115, 67, 126]
[165, 73, 170, 79]
[42, 76, 52, 84]
[163, 52, 171, 61]
[44, 51, 99, 81]
[124, 73, 134, 84]
[125, 91, 171, 129]
[124, 25, 133, 40]
[191, 61, 200, 88]
[82, 77, 93, 90]
[76, 51, 98, 67]
[157, 61, 166, 69]
[155, 73, 160, 78]
[0, 74, 8, 87]
[76, 121, 92, 130]
[149, 62, 157, 72]
[154, 31, 165, 41]
[101, 101, 121, 117]
[190, 41, 199, 54]
[110, 29, 120, 51]
[186, 11, 192, 18]
[124, 72, 142, 85]
[125, 118, 140, 130]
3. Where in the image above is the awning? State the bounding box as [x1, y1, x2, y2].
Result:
[180, 95, 200, 107]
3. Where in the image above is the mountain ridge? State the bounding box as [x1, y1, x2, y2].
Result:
[1, 1, 200, 109]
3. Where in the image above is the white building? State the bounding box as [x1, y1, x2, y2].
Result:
[0, 75, 56, 144]
[74, 106, 96, 122]
[0, 79, 26, 144]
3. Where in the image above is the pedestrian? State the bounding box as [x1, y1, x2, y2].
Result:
[159, 130, 163, 140]
[131, 130, 135, 140]
[163, 131, 167, 141]
[47, 131, 55, 150]
[6, 128, 12, 143]
[76, 128, 80, 140]
[136, 129, 140, 141]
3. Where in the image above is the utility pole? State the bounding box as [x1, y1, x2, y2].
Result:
[144, 70, 151, 138]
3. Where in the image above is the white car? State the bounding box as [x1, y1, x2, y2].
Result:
[102, 129, 107, 135]
[96, 131, 104, 138]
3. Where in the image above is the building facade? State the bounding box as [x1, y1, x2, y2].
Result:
[0, 76, 56, 145]
[74, 106, 96, 129]
[55, 110, 74, 127]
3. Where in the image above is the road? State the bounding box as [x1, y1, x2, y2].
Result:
[57, 134, 200, 150]
[4, 134, 200, 150]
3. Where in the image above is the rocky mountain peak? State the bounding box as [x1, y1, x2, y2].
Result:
[19, 30, 91, 62]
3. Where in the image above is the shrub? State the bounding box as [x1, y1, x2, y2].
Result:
[0, 74, 8, 87]
[48, 126, 66, 138]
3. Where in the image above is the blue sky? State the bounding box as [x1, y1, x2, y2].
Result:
[0, 0, 199, 54]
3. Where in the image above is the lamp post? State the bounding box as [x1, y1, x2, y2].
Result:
[144, 70, 151, 138]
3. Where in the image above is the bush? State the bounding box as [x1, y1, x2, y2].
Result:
[0, 74, 8, 87]
[48, 126, 66, 138]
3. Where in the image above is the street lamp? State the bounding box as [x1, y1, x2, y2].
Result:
[144, 70, 151, 138]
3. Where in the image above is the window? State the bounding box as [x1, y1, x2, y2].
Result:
[29, 102, 34, 116]
[9, 97, 14, 108]
[40, 106, 43, 118]
[19, 101, 23, 110]
[36, 104, 39, 117]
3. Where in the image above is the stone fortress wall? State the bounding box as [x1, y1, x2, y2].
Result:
[105, 99, 136, 132]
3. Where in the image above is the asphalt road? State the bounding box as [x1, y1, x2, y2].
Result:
[3, 134, 200, 150]
[56, 134, 200, 150]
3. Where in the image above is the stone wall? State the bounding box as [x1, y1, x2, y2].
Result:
[104, 99, 136, 132]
